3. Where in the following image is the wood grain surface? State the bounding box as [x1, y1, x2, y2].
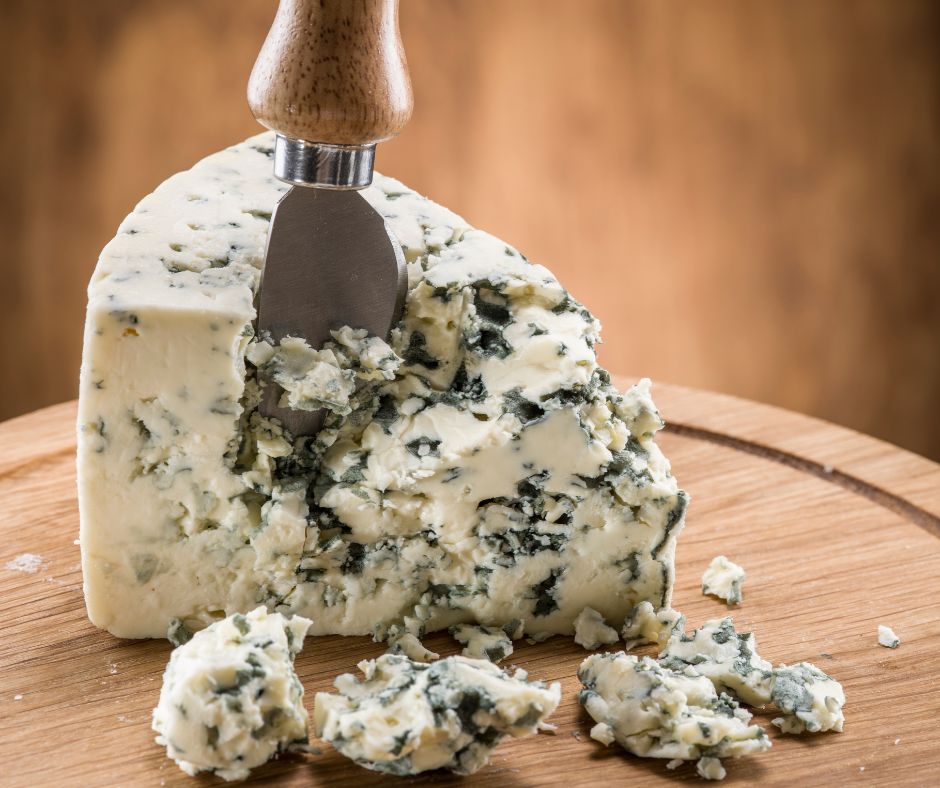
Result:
[1, 0, 939, 460]
[2, 382, 939, 787]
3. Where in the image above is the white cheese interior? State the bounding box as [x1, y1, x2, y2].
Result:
[78, 132, 688, 640]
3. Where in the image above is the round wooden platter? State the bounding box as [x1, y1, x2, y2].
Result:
[1, 381, 939, 788]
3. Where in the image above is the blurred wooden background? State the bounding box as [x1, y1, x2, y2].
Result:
[1, 0, 938, 459]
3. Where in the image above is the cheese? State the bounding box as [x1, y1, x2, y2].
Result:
[701, 556, 745, 606]
[78, 132, 688, 641]
[313, 654, 560, 775]
[697, 757, 727, 781]
[573, 607, 620, 650]
[578, 652, 770, 775]
[385, 632, 440, 663]
[450, 623, 518, 662]
[659, 617, 774, 706]
[877, 624, 900, 649]
[152, 607, 311, 781]
[621, 600, 685, 650]
[660, 617, 845, 734]
[770, 662, 845, 734]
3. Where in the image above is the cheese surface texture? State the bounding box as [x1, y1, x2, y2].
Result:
[578, 653, 771, 767]
[313, 654, 560, 775]
[152, 607, 311, 781]
[659, 617, 774, 706]
[770, 662, 845, 734]
[78, 132, 688, 640]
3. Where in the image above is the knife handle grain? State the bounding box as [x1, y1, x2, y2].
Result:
[247, 0, 412, 146]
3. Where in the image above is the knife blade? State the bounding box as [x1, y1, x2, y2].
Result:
[247, 0, 413, 437]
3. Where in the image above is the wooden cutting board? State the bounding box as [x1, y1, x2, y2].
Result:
[2, 381, 938, 787]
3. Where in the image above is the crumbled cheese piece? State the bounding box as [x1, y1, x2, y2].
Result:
[5, 554, 44, 573]
[701, 556, 745, 606]
[697, 756, 727, 781]
[450, 623, 517, 662]
[770, 662, 845, 734]
[877, 625, 900, 649]
[573, 607, 620, 650]
[252, 330, 402, 416]
[314, 654, 560, 775]
[386, 633, 439, 663]
[152, 607, 311, 781]
[622, 601, 685, 650]
[659, 617, 774, 706]
[78, 132, 689, 641]
[578, 653, 770, 770]
[589, 722, 615, 745]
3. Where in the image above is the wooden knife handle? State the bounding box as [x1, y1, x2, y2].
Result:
[247, 0, 412, 146]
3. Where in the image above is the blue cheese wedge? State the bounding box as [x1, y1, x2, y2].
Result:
[701, 556, 745, 606]
[78, 132, 688, 641]
[573, 607, 620, 650]
[578, 653, 770, 777]
[152, 607, 311, 781]
[450, 623, 519, 662]
[770, 662, 845, 734]
[313, 654, 560, 775]
[621, 601, 685, 650]
[877, 624, 900, 649]
[659, 617, 774, 706]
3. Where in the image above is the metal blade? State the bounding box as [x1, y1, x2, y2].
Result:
[257, 187, 407, 437]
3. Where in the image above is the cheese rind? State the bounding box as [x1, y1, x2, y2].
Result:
[78, 132, 688, 640]
[151, 607, 311, 781]
[313, 654, 560, 775]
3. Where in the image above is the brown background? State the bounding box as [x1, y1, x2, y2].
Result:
[0, 0, 938, 458]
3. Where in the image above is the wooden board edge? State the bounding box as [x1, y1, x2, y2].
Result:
[627, 378, 940, 531]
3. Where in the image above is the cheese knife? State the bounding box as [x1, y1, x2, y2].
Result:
[247, 0, 412, 437]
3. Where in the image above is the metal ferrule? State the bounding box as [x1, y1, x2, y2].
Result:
[273, 135, 375, 189]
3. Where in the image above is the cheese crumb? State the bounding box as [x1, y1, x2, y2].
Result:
[877, 625, 900, 649]
[701, 555, 746, 605]
[573, 607, 620, 650]
[589, 722, 615, 746]
[697, 756, 728, 781]
[5, 553, 44, 573]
